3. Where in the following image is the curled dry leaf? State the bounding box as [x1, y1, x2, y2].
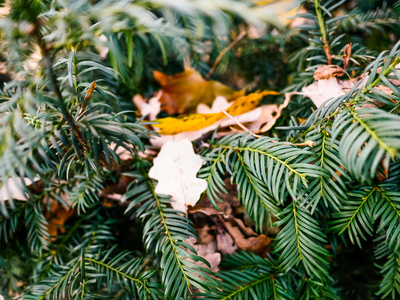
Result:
[342, 43, 352, 70]
[187, 237, 221, 272]
[223, 218, 272, 256]
[217, 229, 238, 255]
[148, 139, 207, 214]
[189, 178, 274, 260]
[154, 66, 245, 114]
[189, 178, 241, 217]
[313, 65, 345, 81]
[253, 91, 291, 133]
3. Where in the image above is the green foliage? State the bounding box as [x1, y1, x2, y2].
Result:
[1, 0, 400, 299]
[123, 170, 219, 299]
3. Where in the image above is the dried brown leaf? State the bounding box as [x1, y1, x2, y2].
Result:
[216, 229, 238, 255]
[343, 43, 352, 70]
[314, 65, 345, 81]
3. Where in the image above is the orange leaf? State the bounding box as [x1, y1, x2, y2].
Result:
[154, 66, 245, 114]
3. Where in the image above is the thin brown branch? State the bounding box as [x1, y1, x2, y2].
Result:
[323, 39, 332, 65]
[204, 31, 247, 80]
[77, 81, 96, 120]
[221, 109, 261, 138]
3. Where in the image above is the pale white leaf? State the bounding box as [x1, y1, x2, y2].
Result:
[149, 139, 207, 213]
[133, 92, 161, 121]
[0, 177, 38, 201]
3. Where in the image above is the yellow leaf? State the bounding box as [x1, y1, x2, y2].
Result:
[152, 90, 280, 135]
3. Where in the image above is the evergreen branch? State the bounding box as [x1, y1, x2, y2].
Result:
[273, 202, 330, 277]
[331, 187, 377, 247]
[25, 202, 50, 255]
[349, 108, 395, 157]
[33, 29, 84, 156]
[377, 249, 400, 299]
[313, 0, 328, 42]
[68, 173, 105, 214]
[197, 269, 275, 300]
[234, 152, 279, 231]
[303, 128, 349, 212]
[220, 273, 273, 300]
[38, 265, 77, 300]
[353, 55, 400, 104]
[23, 247, 160, 299]
[293, 202, 303, 261]
[87, 258, 148, 287]
[219, 251, 273, 270]
[198, 148, 228, 208]
[374, 189, 400, 252]
[209, 134, 325, 203]
[147, 178, 192, 294]
[332, 107, 400, 182]
[198, 252, 294, 299]
[213, 143, 303, 179]
[124, 171, 218, 299]
[84, 250, 161, 299]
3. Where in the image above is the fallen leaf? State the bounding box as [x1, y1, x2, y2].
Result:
[150, 106, 264, 147]
[342, 43, 352, 70]
[133, 92, 161, 121]
[100, 175, 133, 201]
[223, 218, 272, 256]
[231, 217, 257, 237]
[189, 179, 241, 217]
[154, 66, 245, 114]
[197, 225, 217, 244]
[216, 229, 238, 255]
[187, 236, 221, 272]
[148, 139, 207, 214]
[253, 92, 291, 133]
[313, 65, 345, 81]
[0, 177, 38, 201]
[302, 77, 353, 108]
[152, 90, 278, 135]
[45, 199, 75, 237]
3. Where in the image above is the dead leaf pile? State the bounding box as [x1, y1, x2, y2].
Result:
[187, 179, 274, 272]
[134, 67, 289, 147]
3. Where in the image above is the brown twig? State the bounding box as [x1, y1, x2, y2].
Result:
[323, 39, 332, 65]
[221, 109, 261, 138]
[204, 31, 247, 80]
[77, 81, 96, 120]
